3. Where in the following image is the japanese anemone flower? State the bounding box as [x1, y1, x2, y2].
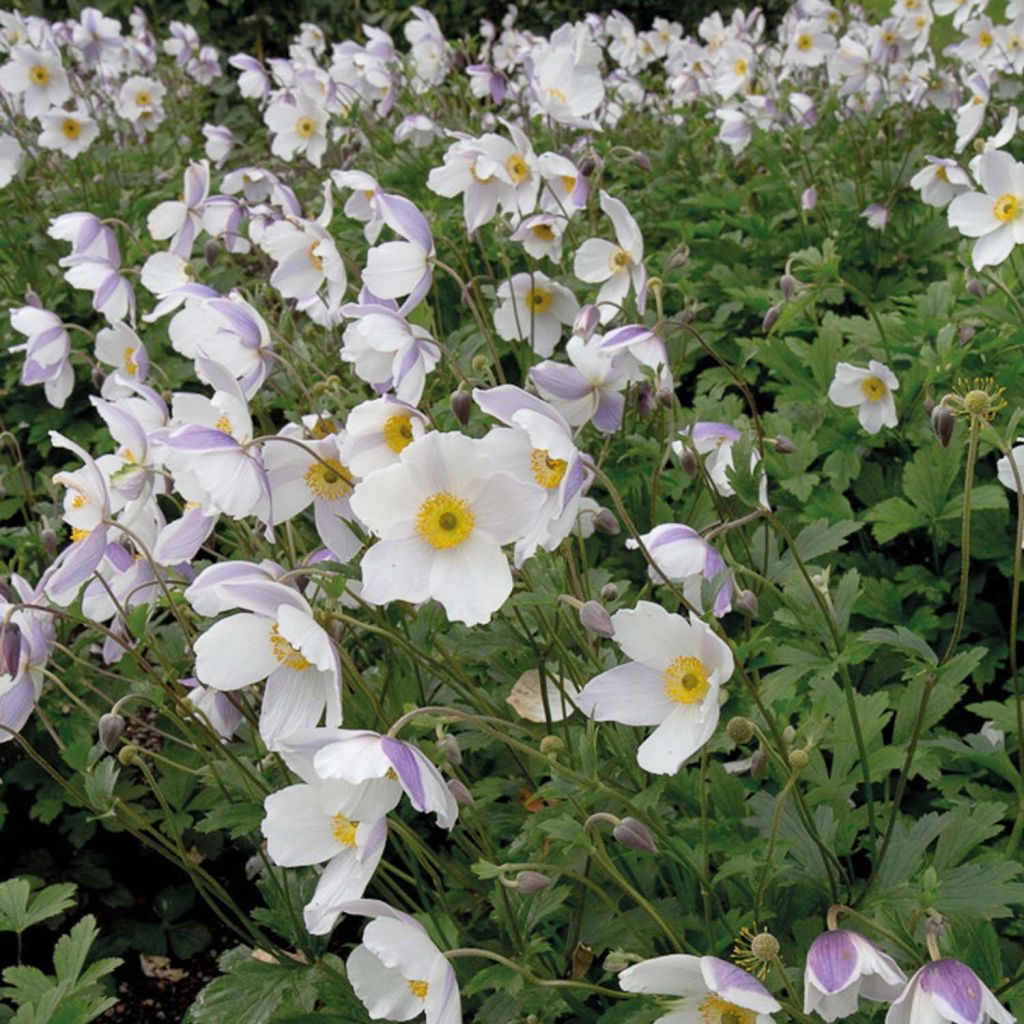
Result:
[348, 431, 541, 626]
[948, 150, 1024, 270]
[620, 954, 781, 1024]
[576, 601, 734, 774]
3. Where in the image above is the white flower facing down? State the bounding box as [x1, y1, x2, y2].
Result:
[948, 150, 1024, 270]
[827, 361, 899, 434]
[342, 899, 461, 1024]
[262, 775, 396, 935]
[620, 953, 781, 1024]
[576, 601, 734, 775]
[349, 431, 542, 626]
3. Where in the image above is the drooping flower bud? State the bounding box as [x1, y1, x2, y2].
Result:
[579, 601, 614, 638]
[762, 304, 781, 332]
[0, 622, 21, 676]
[636, 381, 657, 416]
[801, 187, 818, 211]
[447, 778, 474, 806]
[436, 733, 462, 766]
[450, 389, 471, 427]
[631, 151, 652, 172]
[592, 508, 620, 536]
[98, 712, 126, 753]
[736, 589, 758, 617]
[931, 403, 955, 447]
[612, 817, 658, 854]
[579, 156, 597, 177]
[600, 582, 619, 602]
[774, 435, 796, 454]
[679, 448, 699, 476]
[966, 276, 986, 299]
[515, 871, 553, 894]
[780, 274, 798, 300]
[958, 324, 975, 346]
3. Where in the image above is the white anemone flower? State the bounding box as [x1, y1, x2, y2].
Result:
[620, 954, 781, 1024]
[262, 776, 395, 935]
[264, 89, 328, 167]
[340, 396, 429, 478]
[948, 150, 1024, 270]
[827, 361, 899, 434]
[573, 191, 646, 324]
[37, 107, 98, 158]
[191, 579, 341, 750]
[0, 46, 69, 117]
[348, 431, 541, 626]
[342, 900, 461, 1024]
[492, 271, 579, 356]
[576, 601, 734, 775]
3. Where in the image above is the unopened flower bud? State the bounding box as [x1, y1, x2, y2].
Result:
[450, 389, 471, 427]
[636, 381, 656, 416]
[204, 239, 219, 268]
[657, 386, 675, 409]
[958, 324, 975, 346]
[931, 403, 955, 447]
[24, 288, 42, 308]
[736, 590, 758, 617]
[592, 508, 620, 536]
[679, 449, 699, 476]
[539, 735, 564, 756]
[726, 716, 755, 744]
[98, 712, 125, 752]
[515, 870, 553, 894]
[668, 247, 690, 270]
[966, 277, 986, 299]
[579, 156, 597, 177]
[762, 304, 781, 332]
[41, 528, 58, 559]
[603, 949, 641, 974]
[91, 366, 106, 391]
[447, 778, 474, 806]
[600, 582, 618, 602]
[573, 304, 600, 340]
[471, 354, 490, 373]
[750, 747, 769, 777]
[579, 600, 614, 638]
[780, 274, 798, 300]
[436, 733, 462, 766]
[0, 622, 21, 676]
[789, 748, 810, 771]
[117, 743, 142, 766]
[612, 816, 658, 853]
[774, 435, 796, 454]
[782, 725, 796, 745]
[244, 853, 264, 880]
[750, 931, 780, 962]
[631, 151, 652, 172]
[801, 187, 818, 211]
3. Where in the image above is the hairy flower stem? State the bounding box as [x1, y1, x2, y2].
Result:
[444, 948, 631, 998]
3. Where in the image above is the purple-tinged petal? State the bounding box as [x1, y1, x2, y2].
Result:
[702, 956, 781, 1014]
[920, 960, 984, 1024]
[806, 931, 862, 995]
[529, 362, 591, 402]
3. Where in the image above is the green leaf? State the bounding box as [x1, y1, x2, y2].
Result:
[0, 881, 76, 935]
[864, 497, 925, 543]
[53, 916, 100, 988]
[857, 627, 937, 666]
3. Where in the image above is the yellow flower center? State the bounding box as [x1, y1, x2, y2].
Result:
[123, 347, 138, 375]
[304, 457, 352, 501]
[994, 193, 1019, 222]
[978, 30, 993, 48]
[796, 33, 813, 51]
[935, 165, 949, 183]
[506, 153, 530, 184]
[383, 414, 415, 453]
[407, 979, 429, 999]
[29, 64, 50, 86]
[331, 813, 359, 846]
[416, 492, 474, 549]
[546, 86, 568, 104]
[296, 115, 315, 139]
[560, 174, 576, 193]
[699, 994, 756, 1024]
[71, 527, 91, 543]
[308, 241, 324, 270]
[734, 58, 748, 75]
[530, 448, 568, 490]
[61, 118, 82, 140]
[269, 623, 312, 670]
[882, 29, 897, 44]
[120, 448, 138, 463]
[859, 375, 887, 402]
[532, 223, 556, 241]
[214, 415, 232, 433]
[71, 494, 87, 509]
[610, 248, 632, 272]
[136, 90, 151, 106]
[526, 287, 553, 314]
[663, 655, 710, 704]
